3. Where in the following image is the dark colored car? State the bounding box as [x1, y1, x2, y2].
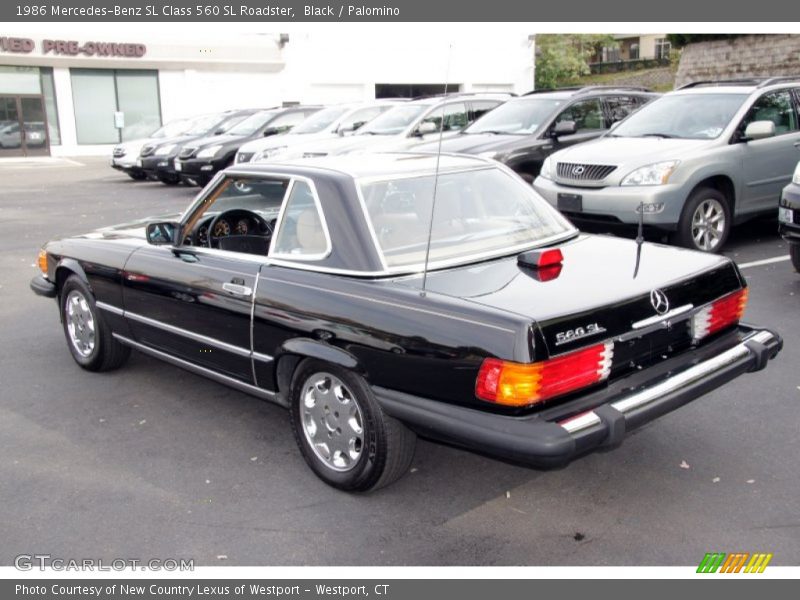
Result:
[414, 86, 657, 182]
[30, 153, 781, 491]
[779, 160, 800, 272]
[174, 106, 321, 186]
[139, 109, 260, 185]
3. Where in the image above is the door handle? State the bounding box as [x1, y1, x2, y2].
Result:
[222, 282, 252, 297]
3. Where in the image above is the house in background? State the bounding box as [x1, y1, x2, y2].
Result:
[592, 34, 671, 64]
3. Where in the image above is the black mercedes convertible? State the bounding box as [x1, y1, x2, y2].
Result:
[30, 153, 782, 491]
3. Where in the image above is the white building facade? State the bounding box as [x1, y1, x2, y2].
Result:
[0, 25, 535, 156]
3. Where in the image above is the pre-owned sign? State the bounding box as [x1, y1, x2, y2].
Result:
[0, 37, 146, 58]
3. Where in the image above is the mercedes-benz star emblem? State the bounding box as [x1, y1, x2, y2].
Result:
[571, 165, 585, 176]
[650, 288, 669, 315]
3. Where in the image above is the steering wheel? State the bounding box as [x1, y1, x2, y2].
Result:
[207, 209, 273, 248]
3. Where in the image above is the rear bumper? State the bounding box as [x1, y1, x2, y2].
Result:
[374, 325, 781, 468]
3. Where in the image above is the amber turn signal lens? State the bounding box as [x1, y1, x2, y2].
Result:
[37, 249, 48, 276]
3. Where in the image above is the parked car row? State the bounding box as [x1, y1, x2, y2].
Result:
[112, 79, 800, 256]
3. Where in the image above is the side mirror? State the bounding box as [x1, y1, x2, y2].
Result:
[416, 121, 438, 136]
[146, 221, 180, 246]
[337, 124, 355, 137]
[552, 120, 577, 137]
[262, 127, 283, 137]
[743, 120, 776, 141]
[213, 128, 225, 135]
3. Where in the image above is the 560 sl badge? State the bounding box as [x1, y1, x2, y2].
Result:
[555, 323, 607, 346]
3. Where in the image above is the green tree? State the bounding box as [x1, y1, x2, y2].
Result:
[535, 34, 617, 89]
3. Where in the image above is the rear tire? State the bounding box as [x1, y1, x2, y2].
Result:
[674, 187, 731, 253]
[289, 360, 416, 492]
[790, 244, 800, 273]
[60, 275, 130, 371]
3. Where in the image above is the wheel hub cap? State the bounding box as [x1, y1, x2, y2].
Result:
[65, 290, 95, 357]
[691, 198, 726, 251]
[300, 373, 364, 472]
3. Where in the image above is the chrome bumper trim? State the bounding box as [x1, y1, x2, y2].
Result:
[560, 330, 776, 434]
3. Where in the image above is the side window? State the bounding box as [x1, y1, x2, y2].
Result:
[342, 106, 384, 131]
[420, 102, 469, 133]
[605, 96, 640, 124]
[554, 99, 605, 133]
[268, 111, 310, 134]
[740, 91, 799, 136]
[469, 100, 500, 122]
[272, 180, 330, 259]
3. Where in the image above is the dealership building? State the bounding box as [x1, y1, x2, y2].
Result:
[0, 25, 535, 157]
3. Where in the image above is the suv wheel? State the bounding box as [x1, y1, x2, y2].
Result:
[675, 187, 731, 253]
[790, 244, 800, 273]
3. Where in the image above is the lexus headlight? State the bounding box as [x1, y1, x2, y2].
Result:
[254, 146, 287, 162]
[621, 161, 679, 186]
[539, 156, 553, 180]
[154, 143, 176, 156]
[196, 145, 223, 159]
[793, 162, 800, 185]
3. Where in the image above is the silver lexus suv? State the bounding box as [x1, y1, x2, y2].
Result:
[534, 77, 800, 252]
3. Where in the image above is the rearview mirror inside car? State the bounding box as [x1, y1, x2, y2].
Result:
[552, 120, 577, 137]
[146, 221, 180, 246]
[744, 120, 776, 141]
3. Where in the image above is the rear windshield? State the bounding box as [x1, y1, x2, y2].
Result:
[360, 167, 575, 269]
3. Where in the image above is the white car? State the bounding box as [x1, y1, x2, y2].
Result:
[272, 94, 508, 159]
[235, 100, 404, 164]
[110, 118, 195, 180]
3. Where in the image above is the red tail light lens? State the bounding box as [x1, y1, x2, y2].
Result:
[476, 342, 614, 407]
[691, 288, 748, 341]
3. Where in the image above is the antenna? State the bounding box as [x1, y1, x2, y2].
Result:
[633, 201, 644, 278]
[420, 44, 453, 298]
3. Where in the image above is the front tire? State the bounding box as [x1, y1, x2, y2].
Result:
[60, 275, 130, 371]
[790, 244, 800, 273]
[674, 187, 731, 253]
[289, 360, 416, 492]
[127, 171, 147, 181]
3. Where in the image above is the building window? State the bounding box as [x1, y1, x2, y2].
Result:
[40, 68, 60, 145]
[655, 38, 672, 60]
[601, 47, 621, 63]
[70, 69, 161, 144]
[629, 43, 640, 60]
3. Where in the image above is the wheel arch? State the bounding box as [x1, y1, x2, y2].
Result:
[688, 174, 736, 214]
[273, 339, 363, 405]
[54, 259, 90, 296]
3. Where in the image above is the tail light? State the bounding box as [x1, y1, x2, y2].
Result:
[476, 341, 614, 407]
[691, 287, 748, 342]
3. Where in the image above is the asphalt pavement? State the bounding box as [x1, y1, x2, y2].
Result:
[1, 157, 797, 566]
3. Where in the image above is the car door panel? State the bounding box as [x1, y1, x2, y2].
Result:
[122, 246, 260, 382]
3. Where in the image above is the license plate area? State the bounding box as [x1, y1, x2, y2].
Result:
[558, 192, 582, 212]
[779, 206, 794, 224]
[612, 323, 693, 375]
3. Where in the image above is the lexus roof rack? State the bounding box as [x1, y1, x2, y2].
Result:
[757, 76, 800, 88]
[410, 91, 516, 101]
[522, 85, 650, 96]
[677, 78, 765, 90]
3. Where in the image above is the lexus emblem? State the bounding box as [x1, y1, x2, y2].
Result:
[571, 165, 585, 176]
[650, 289, 670, 315]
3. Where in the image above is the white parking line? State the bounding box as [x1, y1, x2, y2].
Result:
[737, 255, 791, 269]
